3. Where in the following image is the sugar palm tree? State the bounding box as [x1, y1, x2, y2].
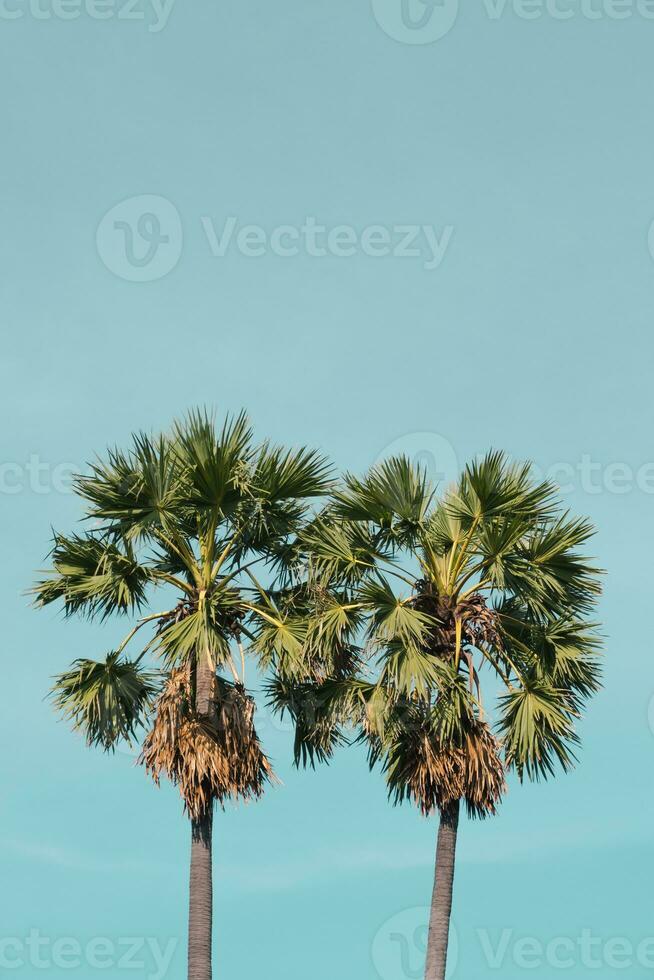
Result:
[272, 451, 602, 980]
[33, 411, 333, 980]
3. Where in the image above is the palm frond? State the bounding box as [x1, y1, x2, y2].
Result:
[361, 577, 432, 646]
[382, 711, 506, 818]
[253, 443, 333, 501]
[172, 409, 254, 517]
[33, 533, 150, 619]
[333, 455, 433, 545]
[141, 669, 274, 818]
[249, 609, 307, 676]
[154, 594, 236, 668]
[498, 680, 580, 780]
[302, 517, 385, 585]
[76, 434, 181, 538]
[449, 450, 558, 526]
[266, 677, 352, 767]
[51, 653, 160, 750]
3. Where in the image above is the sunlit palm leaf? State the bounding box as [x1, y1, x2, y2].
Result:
[498, 680, 579, 780]
[33, 533, 150, 619]
[52, 653, 160, 750]
[333, 455, 433, 545]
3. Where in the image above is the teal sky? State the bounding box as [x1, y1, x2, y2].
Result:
[2, 2, 654, 977]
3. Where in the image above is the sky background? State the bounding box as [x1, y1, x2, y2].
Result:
[2, 1, 654, 977]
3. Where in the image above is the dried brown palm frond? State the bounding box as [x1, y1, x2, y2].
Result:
[458, 722, 506, 817]
[140, 669, 275, 820]
[384, 717, 506, 819]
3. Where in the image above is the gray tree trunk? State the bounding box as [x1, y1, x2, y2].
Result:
[188, 654, 216, 980]
[189, 811, 213, 980]
[424, 800, 460, 980]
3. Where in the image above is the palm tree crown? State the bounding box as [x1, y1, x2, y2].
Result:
[33, 410, 333, 811]
[278, 450, 603, 815]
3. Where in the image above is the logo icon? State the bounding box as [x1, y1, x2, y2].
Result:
[373, 431, 459, 491]
[96, 195, 182, 282]
[371, 0, 459, 44]
[372, 907, 458, 980]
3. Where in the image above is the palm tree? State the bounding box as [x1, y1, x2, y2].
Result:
[279, 450, 602, 980]
[33, 411, 333, 980]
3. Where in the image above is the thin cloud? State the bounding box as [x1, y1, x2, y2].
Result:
[3, 838, 176, 875]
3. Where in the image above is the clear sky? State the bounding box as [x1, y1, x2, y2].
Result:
[2, 2, 654, 978]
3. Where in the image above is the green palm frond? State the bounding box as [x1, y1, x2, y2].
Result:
[226, 445, 332, 561]
[542, 620, 602, 698]
[266, 677, 351, 767]
[154, 585, 243, 668]
[172, 409, 254, 517]
[495, 602, 602, 699]
[51, 653, 161, 750]
[76, 434, 181, 538]
[377, 640, 447, 697]
[519, 513, 603, 615]
[231, 500, 305, 558]
[253, 443, 333, 501]
[422, 500, 461, 557]
[249, 609, 308, 676]
[333, 455, 433, 544]
[302, 517, 385, 584]
[155, 608, 230, 668]
[498, 680, 580, 780]
[449, 450, 558, 525]
[305, 592, 364, 652]
[33, 533, 150, 619]
[361, 577, 433, 646]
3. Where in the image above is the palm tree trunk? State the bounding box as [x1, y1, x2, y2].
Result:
[424, 800, 460, 980]
[188, 655, 216, 980]
[189, 810, 213, 980]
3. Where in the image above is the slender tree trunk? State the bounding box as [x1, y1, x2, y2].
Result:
[189, 811, 213, 980]
[188, 654, 216, 980]
[424, 800, 460, 980]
